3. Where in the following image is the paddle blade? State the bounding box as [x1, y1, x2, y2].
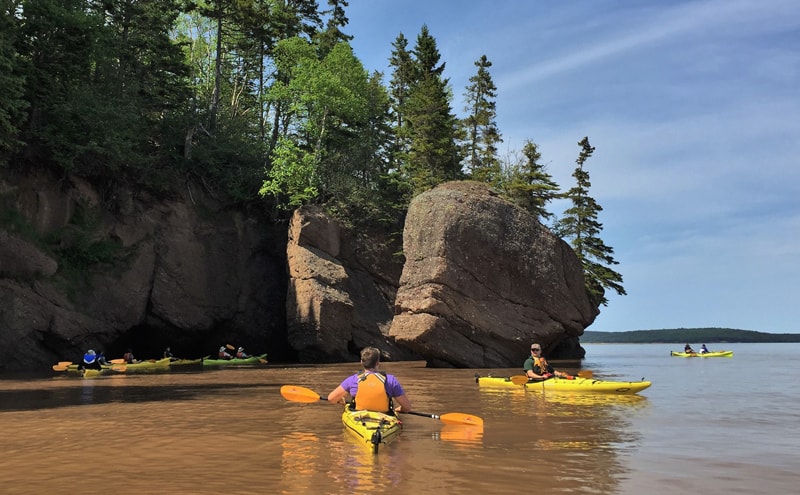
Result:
[226, 344, 236, 350]
[509, 375, 529, 386]
[52, 365, 68, 372]
[577, 370, 594, 378]
[111, 364, 127, 372]
[440, 413, 484, 427]
[58, 361, 72, 366]
[109, 358, 126, 364]
[281, 385, 323, 403]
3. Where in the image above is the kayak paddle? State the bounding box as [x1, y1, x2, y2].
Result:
[280, 385, 484, 426]
[52, 364, 69, 372]
[403, 410, 483, 426]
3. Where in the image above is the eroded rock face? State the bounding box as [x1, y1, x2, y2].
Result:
[389, 181, 598, 367]
[0, 171, 286, 371]
[285, 206, 418, 363]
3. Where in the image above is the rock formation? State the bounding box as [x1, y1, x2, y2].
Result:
[389, 181, 597, 367]
[285, 205, 418, 363]
[0, 171, 286, 370]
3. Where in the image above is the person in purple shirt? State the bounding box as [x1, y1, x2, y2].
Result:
[327, 346, 412, 414]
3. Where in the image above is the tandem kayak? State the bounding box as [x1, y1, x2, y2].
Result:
[169, 356, 208, 366]
[475, 375, 652, 395]
[202, 353, 268, 366]
[341, 406, 402, 454]
[670, 350, 733, 357]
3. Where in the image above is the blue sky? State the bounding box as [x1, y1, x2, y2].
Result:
[342, 0, 800, 333]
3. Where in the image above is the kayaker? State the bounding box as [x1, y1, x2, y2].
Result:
[327, 346, 412, 415]
[700, 344, 709, 354]
[236, 347, 249, 358]
[123, 348, 136, 363]
[523, 344, 572, 381]
[218, 346, 233, 360]
[164, 347, 177, 361]
[684, 343, 695, 354]
[81, 349, 102, 371]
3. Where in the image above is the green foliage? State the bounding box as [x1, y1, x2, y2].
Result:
[462, 55, 502, 184]
[501, 140, 560, 221]
[0, 0, 28, 156]
[557, 137, 625, 307]
[582, 328, 800, 343]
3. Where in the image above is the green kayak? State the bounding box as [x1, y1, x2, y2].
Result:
[202, 353, 268, 366]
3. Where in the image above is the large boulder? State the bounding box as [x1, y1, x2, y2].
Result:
[389, 181, 598, 367]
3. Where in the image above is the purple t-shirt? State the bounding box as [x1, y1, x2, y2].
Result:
[339, 372, 405, 398]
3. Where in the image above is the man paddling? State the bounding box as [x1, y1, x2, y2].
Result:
[523, 344, 571, 380]
[327, 347, 412, 415]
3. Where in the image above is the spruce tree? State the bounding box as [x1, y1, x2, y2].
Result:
[503, 140, 559, 221]
[556, 137, 626, 306]
[400, 25, 462, 194]
[462, 54, 502, 184]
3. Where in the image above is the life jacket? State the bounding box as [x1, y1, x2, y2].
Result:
[354, 371, 391, 413]
[83, 353, 96, 365]
[533, 356, 550, 374]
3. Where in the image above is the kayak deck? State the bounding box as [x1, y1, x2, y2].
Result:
[476, 375, 651, 395]
[341, 407, 402, 454]
[670, 350, 733, 357]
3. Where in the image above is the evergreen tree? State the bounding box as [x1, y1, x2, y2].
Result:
[387, 32, 414, 170]
[401, 24, 462, 195]
[0, 0, 27, 156]
[556, 137, 625, 306]
[502, 140, 559, 221]
[315, 0, 352, 56]
[462, 54, 502, 184]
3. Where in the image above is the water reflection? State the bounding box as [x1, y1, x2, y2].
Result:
[1, 364, 652, 494]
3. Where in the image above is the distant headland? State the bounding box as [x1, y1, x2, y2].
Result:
[581, 327, 800, 344]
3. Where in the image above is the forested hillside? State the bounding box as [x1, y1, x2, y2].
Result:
[1, 0, 625, 309]
[582, 328, 800, 343]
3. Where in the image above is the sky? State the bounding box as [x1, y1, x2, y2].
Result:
[341, 0, 800, 333]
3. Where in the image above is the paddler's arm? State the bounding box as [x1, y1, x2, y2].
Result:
[327, 385, 349, 404]
[393, 394, 411, 413]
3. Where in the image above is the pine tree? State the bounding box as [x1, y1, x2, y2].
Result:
[556, 137, 625, 306]
[462, 54, 502, 184]
[400, 24, 462, 194]
[502, 140, 559, 221]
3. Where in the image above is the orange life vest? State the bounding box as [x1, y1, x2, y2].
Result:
[354, 371, 390, 413]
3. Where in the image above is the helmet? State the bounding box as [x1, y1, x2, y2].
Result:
[87, 349, 96, 355]
[219, 346, 226, 352]
[238, 347, 244, 351]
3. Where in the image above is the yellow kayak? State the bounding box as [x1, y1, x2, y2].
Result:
[670, 350, 733, 358]
[341, 406, 402, 454]
[476, 375, 651, 395]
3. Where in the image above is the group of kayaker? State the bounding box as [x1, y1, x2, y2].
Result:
[324, 342, 572, 417]
[684, 343, 710, 354]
